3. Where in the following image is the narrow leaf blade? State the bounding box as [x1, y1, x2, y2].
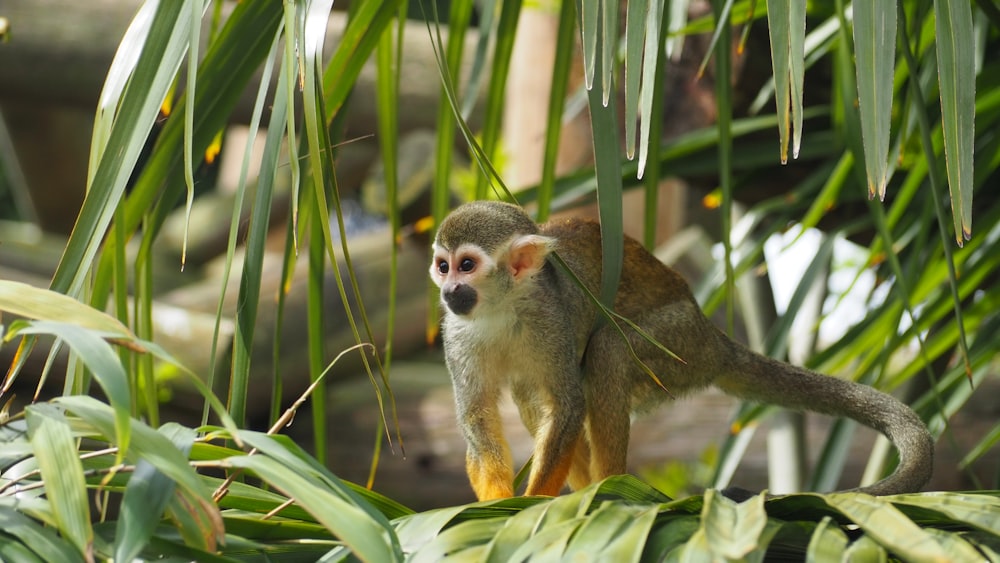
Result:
[934, 0, 976, 242]
[852, 0, 896, 199]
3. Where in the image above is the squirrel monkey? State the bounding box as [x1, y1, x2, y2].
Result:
[430, 201, 934, 500]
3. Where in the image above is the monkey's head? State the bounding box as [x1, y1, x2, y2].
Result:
[430, 201, 555, 317]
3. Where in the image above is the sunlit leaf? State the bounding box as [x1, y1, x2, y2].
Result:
[25, 405, 92, 561]
[51, 0, 194, 298]
[0, 281, 130, 337]
[806, 516, 849, 561]
[224, 454, 401, 562]
[824, 493, 957, 561]
[699, 489, 768, 560]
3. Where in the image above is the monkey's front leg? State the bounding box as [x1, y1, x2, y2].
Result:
[457, 398, 515, 500]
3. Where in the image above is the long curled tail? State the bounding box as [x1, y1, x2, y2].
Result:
[715, 344, 934, 495]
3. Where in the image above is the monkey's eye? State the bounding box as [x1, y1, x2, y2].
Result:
[458, 258, 475, 272]
[437, 260, 449, 274]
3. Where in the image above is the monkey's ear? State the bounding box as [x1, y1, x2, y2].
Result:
[507, 235, 555, 280]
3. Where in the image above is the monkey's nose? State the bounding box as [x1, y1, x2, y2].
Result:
[444, 284, 477, 316]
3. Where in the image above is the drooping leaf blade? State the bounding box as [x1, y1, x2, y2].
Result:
[852, 0, 896, 199]
[934, 0, 976, 243]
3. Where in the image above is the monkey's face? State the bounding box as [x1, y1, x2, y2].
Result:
[430, 242, 497, 317]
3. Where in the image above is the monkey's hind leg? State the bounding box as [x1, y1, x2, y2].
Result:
[567, 432, 594, 490]
[584, 399, 631, 482]
[578, 334, 635, 483]
[522, 418, 583, 496]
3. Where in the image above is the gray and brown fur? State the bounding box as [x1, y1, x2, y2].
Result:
[431, 201, 933, 499]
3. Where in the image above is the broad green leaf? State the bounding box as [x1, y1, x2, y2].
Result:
[89, 0, 158, 178]
[484, 493, 585, 562]
[889, 492, 1000, 535]
[507, 517, 584, 561]
[922, 527, 991, 562]
[0, 281, 130, 337]
[934, 0, 976, 243]
[698, 489, 768, 560]
[165, 488, 224, 554]
[0, 497, 55, 530]
[596, 474, 672, 502]
[852, 0, 896, 199]
[564, 503, 658, 561]
[224, 454, 401, 562]
[0, 507, 80, 562]
[805, 516, 848, 562]
[410, 517, 504, 562]
[88, 0, 149, 173]
[11, 321, 131, 462]
[643, 515, 701, 560]
[394, 505, 471, 553]
[54, 395, 224, 550]
[114, 423, 196, 562]
[0, 540, 43, 563]
[25, 404, 92, 560]
[485, 509, 555, 562]
[0, 436, 33, 469]
[842, 534, 887, 561]
[229, 429, 404, 533]
[824, 493, 956, 561]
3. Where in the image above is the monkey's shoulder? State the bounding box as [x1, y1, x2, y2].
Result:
[540, 218, 603, 263]
[540, 217, 695, 310]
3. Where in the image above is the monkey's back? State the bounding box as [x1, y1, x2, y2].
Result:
[541, 217, 729, 403]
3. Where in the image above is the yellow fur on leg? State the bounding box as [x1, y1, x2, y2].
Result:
[467, 452, 514, 500]
[524, 441, 578, 496]
[567, 435, 593, 490]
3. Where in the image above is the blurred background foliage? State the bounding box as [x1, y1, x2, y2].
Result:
[0, 0, 998, 559]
